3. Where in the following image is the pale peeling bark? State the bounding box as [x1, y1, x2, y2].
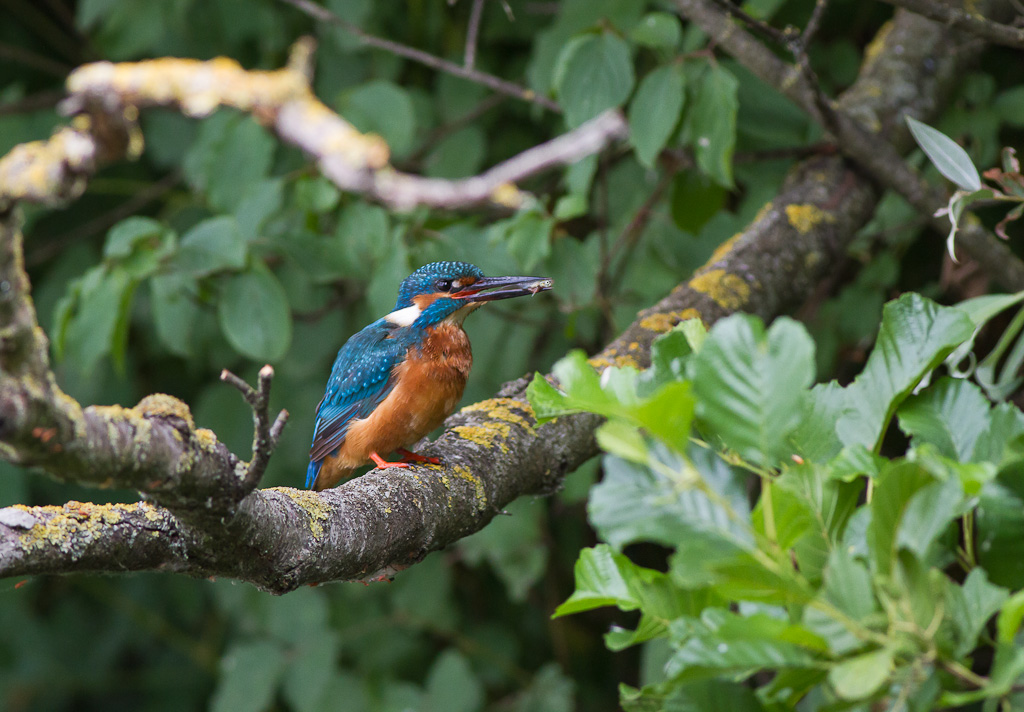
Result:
[0, 5, 1007, 592]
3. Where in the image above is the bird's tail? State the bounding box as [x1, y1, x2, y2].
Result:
[305, 460, 322, 489]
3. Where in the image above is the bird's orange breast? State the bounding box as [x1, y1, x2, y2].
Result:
[329, 322, 473, 471]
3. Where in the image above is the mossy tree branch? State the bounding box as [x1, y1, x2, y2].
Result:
[0, 7, 999, 591]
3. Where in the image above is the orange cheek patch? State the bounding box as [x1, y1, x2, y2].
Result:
[413, 293, 440, 309]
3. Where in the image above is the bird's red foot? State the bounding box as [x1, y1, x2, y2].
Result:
[397, 448, 442, 465]
[369, 452, 410, 469]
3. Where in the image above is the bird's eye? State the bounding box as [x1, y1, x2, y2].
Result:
[435, 279, 453, 292]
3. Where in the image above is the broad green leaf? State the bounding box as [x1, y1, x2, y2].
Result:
[174, 215, 247, 277]
[629, 12, 682, 50]
[103, 216, 164, 259]
[150, 274, 199, 358]
[338, 80, 416, 158]
[554, 32, 635, 128]
[218, 266, 292, 361]
[906, 116, 981, 191]
[895, 475, 963, 562]
[502, 210, 554, 272]
[692, 315, 815, 468]
[897, 377, 991, 461]
[973, 402, 1024, 464]
[235, 178, 284, 242]
[792, 382, 845, 462]
[425, 126, 486, 179]
[822, 547, 876, 620]
[662, 679, 766, 712]
[459, 498, 547, 602]
[62, 266, 136, 375]
[977, 475, 1024, 588]
[209, 640, 288, 712]
[629, 64, 685, 168]
[837, 294, 975, 452]
[334, 201, 392, 273]
[423, 650, 484, 712]
[828, 648, 892, 700]
[293, 176, 340, 215]
[684, 64, 738, 187]
[867, 461, 933, 573]
[281, 636, 339, 712]
[510, 664, 575, 712]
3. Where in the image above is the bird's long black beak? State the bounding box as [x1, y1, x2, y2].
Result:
[454, 275, 554, 302]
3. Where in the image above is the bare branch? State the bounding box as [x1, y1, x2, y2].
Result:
[278, 0, 559, 113]
[465, 0, 486, 69]
[221, 367, 290, 490]
[877, 0, 1024, 49]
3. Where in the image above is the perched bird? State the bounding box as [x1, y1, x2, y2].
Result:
[307, 261, 553, 491]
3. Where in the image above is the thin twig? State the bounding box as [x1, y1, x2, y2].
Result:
[465, 0, 486, 69]
[278, 0, 560, 113]
[801, 0, 830, 48]
[0, 42, 72, 78]
[221, 366, 289, 489]
[0, 90, 63, 117]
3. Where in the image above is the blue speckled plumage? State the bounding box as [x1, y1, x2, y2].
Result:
[307, 261, 551, 490]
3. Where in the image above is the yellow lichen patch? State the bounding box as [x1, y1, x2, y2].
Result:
[194, 429, 219, 449]
[709, 233, 743, 264]
[17, 501, 146, 554]
[272, 487, 331, 539]
[134, 393, 195, 429]
[491, 183, 525, 209]
[588, 352, 640, 370]
[452, 423, 512, 453]
[451, 465, 488, 512]
[785, 204, 835, 235]
[863, 21, 894, 66]
[638, 307, 703, 334]
[0, 127, 96, 203]
[689, 270, 750, 310]
[461, 398, 535, 430]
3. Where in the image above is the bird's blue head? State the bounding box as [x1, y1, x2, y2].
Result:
[385, 261, 552, 329]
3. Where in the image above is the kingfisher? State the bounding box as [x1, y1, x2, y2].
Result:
[306, 261, 553, 491]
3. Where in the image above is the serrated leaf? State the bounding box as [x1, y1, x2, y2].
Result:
[897, 377, 992, 461]
[867, 461, 933, 573]
[837, 294, 975, 452]
[792, 382, 846, 462]
[218, 266, 292, 361]
[692, 315, 815, 468]
[945, 568, 1009, 657]
[175, 215, 247, 277]
[906, 116, 981, 191]
[896, 475, 963, 562]
[554, 32, 635, 129]
[629, 64, 685, 168]
[685, 64, 738, 187]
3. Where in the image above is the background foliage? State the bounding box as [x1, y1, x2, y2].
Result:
[2, 0, 1024, 709]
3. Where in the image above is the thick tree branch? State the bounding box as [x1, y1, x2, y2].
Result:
[676, 0, 1024, 291]
[0, 8, 998, 591]
[878, 0, 1024, 49]
[1, 41, 621, 212]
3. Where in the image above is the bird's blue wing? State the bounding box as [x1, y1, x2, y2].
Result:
[306, 320, 412, 487]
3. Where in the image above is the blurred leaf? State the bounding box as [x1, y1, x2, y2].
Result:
[218, 266, 292, 361]
[62, 266, 136, 375]
[511, 664, 575, 712]
[629, 64, 685, 168]
[281, 636, 339, 712]
[895, 474, 963, 562]
[425, 126, 487, 179]
[459, 498, 547, 602]
[906, 116, 981, 191]
[663, 679, 765, 711]
[554, 32, 635, 128]
[209, 640, 287, 712]
[235, 178, 285, 242]
[684, 64, 738, 187]
[498, 210, 554, 272]
[339, 80, 416, 157]
[174, 215, 247, 277]
[692, 315, 815, 468]
[837, 294, 974, 452]
[945, 568, 1008, 657]
[828, 648, 892, 700]
[103, 216, 164, 259]
[629, 12, 682, 50]
[670, 171, 726, 234]
[150, 273, 199, 358]
[423, 650, 484, 712]
[293, 176, 340, 215]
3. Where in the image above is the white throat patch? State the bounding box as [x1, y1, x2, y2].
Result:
[384, 304, 422, 327]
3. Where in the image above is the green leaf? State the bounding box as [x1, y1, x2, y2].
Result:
[339, 80, 416, 158]
[945, 568, 1008, 657]
[837, 294, 975, 452]
[218, 266, 292, 361]
[422, 650, 484, 712]
[662, 679, 765, 712]
[895, 475, 963, 562]
[977, 474, 1024, 588]
[828, 648, 893, 700]
[670, 171, 726, 234]
[502, 210, 554, 272]
[554, 32, 635, 128]
[792, 382, 845, 462]
[150, 274, 199, 358]
[906, 116, 981, 191]
[174, 215, 247, 277]
[235, 178, 284, 242]
[684, 64, 738, 187]
[209, 640, 288, 712]
[293, 176, 340, 215]
[281, 636, 339, 712]
[629, 64, 685, 168]
[867, 461, 933, 573]
[692, 315, 815, 468]
[897, 377, 992, 461]
[629, 12, 682, 50]
[103, 216, 164, 259]
[62, 266, 136, 375]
